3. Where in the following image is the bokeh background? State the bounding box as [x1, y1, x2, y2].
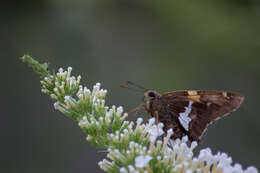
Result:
[1, 0, 260, 172]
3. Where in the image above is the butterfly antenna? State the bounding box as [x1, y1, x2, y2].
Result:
[126, 81, 148, 91]
[118, 85, 144, 93]
[126, 81, 148, 90]
[118, 81, 148, 93]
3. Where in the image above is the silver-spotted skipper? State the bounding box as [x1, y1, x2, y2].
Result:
[120, 81, 244, 143]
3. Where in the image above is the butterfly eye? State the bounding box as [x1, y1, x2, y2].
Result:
[148, 92, 155, 98]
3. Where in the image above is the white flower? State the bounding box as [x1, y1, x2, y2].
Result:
[128, 165, 138, 173]
[245, 167, 258, 173]
[186, 169, 193, 173]
[135, 155, 152, 168]
[137, 117, 143, 124]
[119, 167, 127, 173]
[147, 123, 164, 142]
[148, 118, 155, 125]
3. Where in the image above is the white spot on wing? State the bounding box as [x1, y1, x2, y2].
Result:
[178, 101, 193, 131]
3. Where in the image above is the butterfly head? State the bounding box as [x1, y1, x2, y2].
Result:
[144, 90, 160, 111]
[144, 90, 160, 101]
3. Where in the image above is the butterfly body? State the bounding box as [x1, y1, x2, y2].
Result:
[144, 90, 244, 142]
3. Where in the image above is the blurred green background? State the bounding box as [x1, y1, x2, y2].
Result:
[1, 0, 260, 172]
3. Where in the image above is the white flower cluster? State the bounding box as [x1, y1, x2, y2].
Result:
[41, 67, 81, 101]
[38, 65, 258, 173]
[76, 83, 129, 147]
[194, 148, 258, 173]
[98, 118, 166, 172]
[105, 133, 258, 173]
[112, 130, 198, 173]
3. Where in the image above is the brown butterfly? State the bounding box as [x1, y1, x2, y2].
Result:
[120, 81, 244, 143]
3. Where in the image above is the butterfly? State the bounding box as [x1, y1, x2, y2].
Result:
[120, 81, 244, 143]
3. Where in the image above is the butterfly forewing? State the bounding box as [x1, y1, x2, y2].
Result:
[159, 90, 244, 141]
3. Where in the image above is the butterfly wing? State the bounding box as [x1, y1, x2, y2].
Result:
[161, 90, 244, 141]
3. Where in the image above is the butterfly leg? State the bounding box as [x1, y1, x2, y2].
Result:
[127, 104, 146, 118]
[154, 111, 159, 125]
[154, 111, 161, 138]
